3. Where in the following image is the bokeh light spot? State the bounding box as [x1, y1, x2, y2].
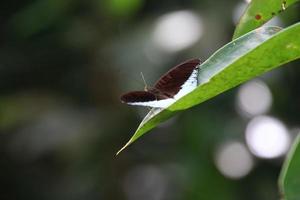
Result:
[245, 116, 291, 159]
[152, 10, 203, 52]
[215, 141, 254, 179]
[237, 80, 272, 117]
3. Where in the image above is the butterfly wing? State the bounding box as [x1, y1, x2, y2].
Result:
[153, 58, 201, 98]
[121, 91, 156, 103]
[120, 91, 175, 108]
[120, 58, 201, 108]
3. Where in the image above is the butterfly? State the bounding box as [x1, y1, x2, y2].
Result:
[120, 58, 201, 108]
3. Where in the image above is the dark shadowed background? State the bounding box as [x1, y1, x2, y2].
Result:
[0, 0, 300, 199]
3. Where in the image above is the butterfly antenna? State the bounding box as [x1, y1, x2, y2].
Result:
[140, 72, 148, 91]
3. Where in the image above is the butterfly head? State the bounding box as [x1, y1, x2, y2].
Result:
[144, 85, 148, 92]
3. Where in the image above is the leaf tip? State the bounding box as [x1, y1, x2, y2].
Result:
[116, 138, 133, 156]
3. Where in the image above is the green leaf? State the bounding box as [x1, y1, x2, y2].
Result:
[117, 23, 300, 155]
[104, 0, 143, 17]
[279, 134, 300, 200]
[233, 0, 299, 39]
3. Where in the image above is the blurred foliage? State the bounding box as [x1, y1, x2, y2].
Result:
[233, 0, 299, 39]
[10, 0, 74, 37]
[280, 135, 300, 200]
[0, 0, 300, 200]
[104, 0, 144, 17]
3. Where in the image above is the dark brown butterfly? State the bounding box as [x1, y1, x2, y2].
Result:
[120, 58, 201, 108]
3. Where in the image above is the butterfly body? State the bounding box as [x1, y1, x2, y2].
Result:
[120, 58, 201, 108]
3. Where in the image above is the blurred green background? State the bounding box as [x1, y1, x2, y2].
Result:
[1, 0, 300, 199]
